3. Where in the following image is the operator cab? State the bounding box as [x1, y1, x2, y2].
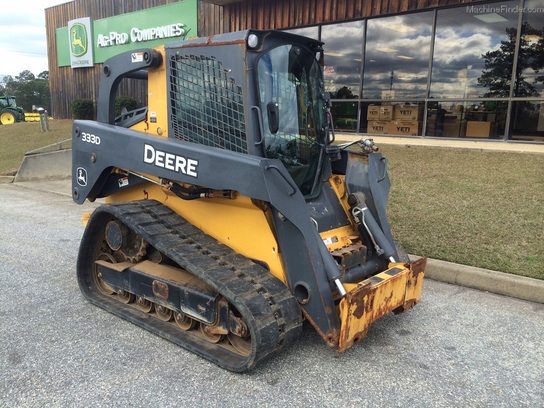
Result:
[256, 39, 329, 199]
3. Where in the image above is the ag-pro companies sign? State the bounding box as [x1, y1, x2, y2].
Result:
[57, 1, 197, 68]
[96, 23, 187, 48]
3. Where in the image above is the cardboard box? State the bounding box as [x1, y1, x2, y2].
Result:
[394, 105, 421, 121]
[442, 115, 462, 137]
[379, 105, 394, 121]
[367, 105, 380, 120]
[442, 123, 461, 137]
[466, 121, 491, 138]
[389, 120, 420, 136]
[381, 90, 395, 100]
[367, 120, 390, 134]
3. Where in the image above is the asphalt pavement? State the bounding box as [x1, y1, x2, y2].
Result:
[1, 182, 543, 407]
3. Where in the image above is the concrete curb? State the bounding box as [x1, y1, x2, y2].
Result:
[414, 256, 544, 304]
[14, 149, 71, 183]
[0, 175, 14, 184]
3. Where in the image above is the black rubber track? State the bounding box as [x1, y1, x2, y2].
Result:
[77, 200, 303, 372]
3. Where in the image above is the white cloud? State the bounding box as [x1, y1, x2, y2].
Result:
[0, 0, 69, 78]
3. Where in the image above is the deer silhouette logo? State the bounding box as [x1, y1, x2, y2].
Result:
[76, 167, 87, 187]
[70, 23, 87, 57]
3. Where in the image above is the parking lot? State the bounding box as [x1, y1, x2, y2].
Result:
[1, 182, 543, 407]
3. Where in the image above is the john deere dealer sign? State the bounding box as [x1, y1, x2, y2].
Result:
[68, 18, 93, 67]
[57, 1, 197, 68]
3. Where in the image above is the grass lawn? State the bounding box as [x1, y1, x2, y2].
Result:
[1, 120, 542, 279]
[383, 144, 544, 280]
[0, 119, 73, 175]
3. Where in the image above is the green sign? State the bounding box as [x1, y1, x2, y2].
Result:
[56, 0, 197, 67]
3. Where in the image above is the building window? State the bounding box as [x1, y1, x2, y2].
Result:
[517, 0, 544, 98]
[430, 1, 520, 99]
[511, 101, 544, 140]
[363, 12, 433, 100]
[282, 0, 543, 142]
[510, 0, 544, 141]
[331, 101, 359, 132]
[320, 21, 365, 132]
[321, 21, 364, 98]
[285, 26, 319, 40]
[426, 101, 508, 139]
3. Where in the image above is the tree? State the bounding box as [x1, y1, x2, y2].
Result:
[478, 22, 543, 97]
[15, 70, 36, 84]
[333, 86, 355, 99]
[1, 70, 50, 112]
[37, 71, 49, 80]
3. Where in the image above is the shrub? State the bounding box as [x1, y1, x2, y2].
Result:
[72, 99, 94, 120]
[115, 96, 138, 117]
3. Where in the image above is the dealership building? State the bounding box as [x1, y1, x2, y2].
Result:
[45, 0, 544, 142]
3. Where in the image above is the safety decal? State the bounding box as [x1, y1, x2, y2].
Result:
[118, 177, 129, 188]
[131, 52, 144, 63]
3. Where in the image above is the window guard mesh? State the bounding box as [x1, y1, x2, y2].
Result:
[169, 54, 247, 153]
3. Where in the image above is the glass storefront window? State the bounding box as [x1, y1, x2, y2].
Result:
[360, 102, 424, 136]
[426, 101, 507, 139]
[284, 26, 319, 40]
[517, 0, 544, 97]
[363, 12, 433, 99]
[331, 101, 359, 132]
[321, 21, 365, 98]
[290, 0, 543, 142]
[510, 101, 544, 141]
[431, 1, 520, 99]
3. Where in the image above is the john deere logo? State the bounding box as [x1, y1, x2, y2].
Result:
[70, 23, 87, 57]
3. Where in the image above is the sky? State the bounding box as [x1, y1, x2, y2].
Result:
[0, 0, 68, 80]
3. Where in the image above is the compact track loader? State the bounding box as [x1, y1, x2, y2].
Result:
[72, 30, 425, 371]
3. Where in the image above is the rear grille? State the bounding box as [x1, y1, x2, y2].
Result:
[169, 54, 247, 153]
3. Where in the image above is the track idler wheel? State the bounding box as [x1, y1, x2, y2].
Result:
[105, 220, 147, 262]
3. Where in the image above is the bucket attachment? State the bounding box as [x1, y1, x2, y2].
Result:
[338, 257, 426, 351]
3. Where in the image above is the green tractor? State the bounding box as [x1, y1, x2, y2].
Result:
[0, 96, 25, 125]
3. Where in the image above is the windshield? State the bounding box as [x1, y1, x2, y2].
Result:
[1, 97, 16, 108]
[257, 44, 327, 197]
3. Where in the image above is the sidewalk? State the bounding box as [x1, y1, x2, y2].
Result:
[335, 133, 544, 154]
